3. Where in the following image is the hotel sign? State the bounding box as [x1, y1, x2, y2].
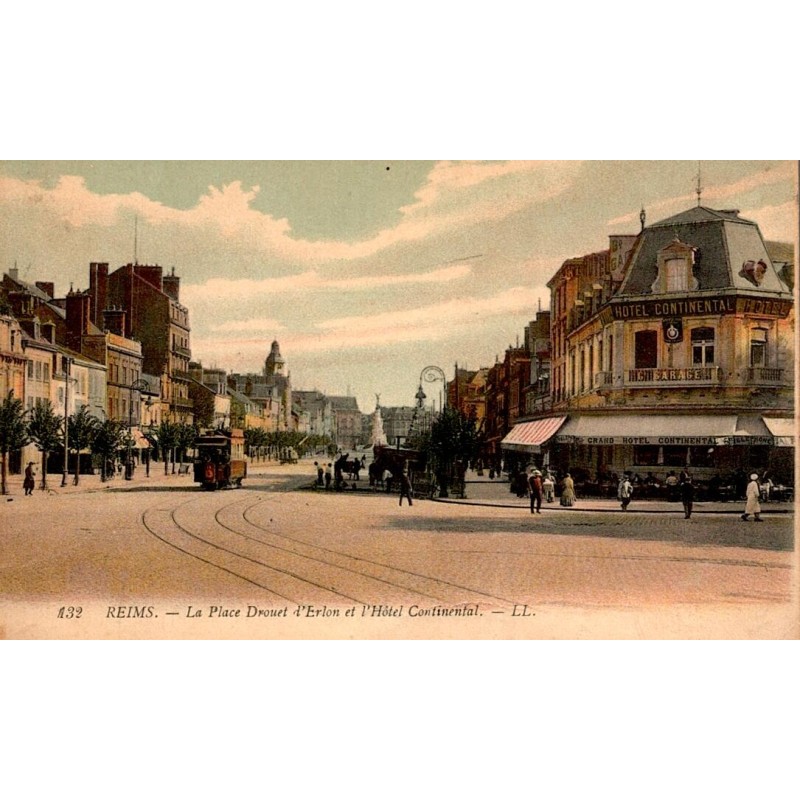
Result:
[608, 295, 792, 321]
[554, 434, 774, 446]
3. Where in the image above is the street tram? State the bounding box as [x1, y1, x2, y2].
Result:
[193, 429, 247, 490]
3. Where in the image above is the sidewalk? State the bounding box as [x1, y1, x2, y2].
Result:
[436, 473, 793, 515]
[1, 463, 195, 497]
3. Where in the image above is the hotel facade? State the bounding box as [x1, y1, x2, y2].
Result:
[501, 205, 795, 487]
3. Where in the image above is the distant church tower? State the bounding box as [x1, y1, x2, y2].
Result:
[264, 339, 286, 377]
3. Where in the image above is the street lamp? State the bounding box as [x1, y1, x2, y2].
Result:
[127, 378, 150, 480]
[61, 357, 73, 487]
[420, 365, 446, 412]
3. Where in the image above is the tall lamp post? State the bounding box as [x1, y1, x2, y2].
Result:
[61, 357, 73, 487]
[420, 366, 446, 413]
[127, 378, 150, 481]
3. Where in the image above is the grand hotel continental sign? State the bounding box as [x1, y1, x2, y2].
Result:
[601, 294, 793, 322]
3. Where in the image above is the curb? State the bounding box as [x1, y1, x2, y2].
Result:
[431, 498, 792, 515]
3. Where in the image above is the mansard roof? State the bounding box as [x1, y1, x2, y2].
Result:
[619, 205, 792, 296]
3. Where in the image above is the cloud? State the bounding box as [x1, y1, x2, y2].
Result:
[607, 162, 796, 228]
[742, 201, 798, 243]
[0, 161, 581, 266]
[211, 318, 286, 333]
[193, 285, 547, 362]
[182, 262, 474, 305]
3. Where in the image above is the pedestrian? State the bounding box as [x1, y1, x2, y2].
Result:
[741, 472, 763, 522]
[560, 473, 576, 507]
[680, 474, 694, 519]
[23, 462, 36, 496]
[759, 473, 773, 503]
[618, 472, 633, 511]
[315, 462, 324, 486]
[665, 471, 679, 501]
[542, 472, 555, 503]
[399, 465, 413, 507]
[528, 469, 543, 514]
[324, 463, 332, 490]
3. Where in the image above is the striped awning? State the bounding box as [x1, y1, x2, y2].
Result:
[132, 429, 152, 448]
[501, 417, 567, 452]
[763, 417, 795, 447]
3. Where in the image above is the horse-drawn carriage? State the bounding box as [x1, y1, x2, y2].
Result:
[368, 446, 429, 492]
[193, 429, 247, 490]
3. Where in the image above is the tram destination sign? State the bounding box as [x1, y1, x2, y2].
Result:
[606, 295, 792, 321]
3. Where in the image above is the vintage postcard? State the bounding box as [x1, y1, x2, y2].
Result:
[1, 160, 797, 639]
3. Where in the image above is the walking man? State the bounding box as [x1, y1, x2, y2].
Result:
[528, 469, 543, 514]
[680, 473, 694, 519]
[399, 464, 413, 507]
[741, 472, 763, 522]
[23, 462, 36, 496]
[618, 472, 633, 511]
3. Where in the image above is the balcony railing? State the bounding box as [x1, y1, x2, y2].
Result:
[747, 367, 784, 384]
[595, 371, 614, 388]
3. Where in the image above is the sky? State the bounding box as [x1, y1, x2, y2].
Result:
[0, 160, 796, 412]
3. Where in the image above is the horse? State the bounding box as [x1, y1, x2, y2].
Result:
[368, 446, 427, 490]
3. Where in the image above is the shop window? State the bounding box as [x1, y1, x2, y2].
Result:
[634, 330, 658, 369]
[688, 447, 715, 467]
[691, 327, 715, 366]
[663, 446, 687, 467]
[633, 445, 660, 465]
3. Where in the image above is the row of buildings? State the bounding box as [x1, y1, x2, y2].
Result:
[443, 204, 795, 487]
[0, 259, 370, 471]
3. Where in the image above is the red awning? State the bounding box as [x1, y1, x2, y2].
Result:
[501, 417, 567, 452]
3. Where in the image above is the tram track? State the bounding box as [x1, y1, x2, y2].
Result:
[216, 496, 519, 606]
[140, 489, 519, 607]
[140, 496, 360, 605]
[138, 479, 792, 608]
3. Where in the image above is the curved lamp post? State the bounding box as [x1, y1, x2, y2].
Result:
[126, 378, 151, 480]
[420, 365, 446, 412]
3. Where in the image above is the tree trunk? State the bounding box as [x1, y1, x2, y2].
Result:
[40, 450, 48, 491]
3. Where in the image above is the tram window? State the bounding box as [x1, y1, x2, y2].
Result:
[635, 330, 658, 369]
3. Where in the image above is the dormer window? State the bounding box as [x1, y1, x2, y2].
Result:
[651, 238, 699, 294]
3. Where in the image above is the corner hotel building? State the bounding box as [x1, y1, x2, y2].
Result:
[502, 205, 795, 483]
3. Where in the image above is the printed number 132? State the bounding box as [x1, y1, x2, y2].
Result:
[57, 607, 82, 619]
